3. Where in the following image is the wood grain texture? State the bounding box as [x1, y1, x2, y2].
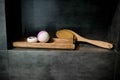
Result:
[13, 38, 75, 50]
[56, 29, 113, 49]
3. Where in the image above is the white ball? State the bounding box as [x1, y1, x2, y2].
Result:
[37, 31, 50, 43]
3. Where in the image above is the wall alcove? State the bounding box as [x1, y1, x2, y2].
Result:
[4, 0, 120, 50]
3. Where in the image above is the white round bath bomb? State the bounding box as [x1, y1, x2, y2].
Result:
[37, 31, 50, 43]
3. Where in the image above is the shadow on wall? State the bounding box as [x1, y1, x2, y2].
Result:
[21, 0, 118, 39]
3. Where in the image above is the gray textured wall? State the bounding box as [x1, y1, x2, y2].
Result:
[8, 48, 116, 80]
[116, 53, 120, 80]
[0, 50, 9, 80]
[0, 0, 120, 80]
[21, 0, 117, 39]
[0, 0, 7, 50]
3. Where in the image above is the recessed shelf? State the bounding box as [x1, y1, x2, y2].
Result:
[5, 0, 119, 50]
[9, 45, 114, 53]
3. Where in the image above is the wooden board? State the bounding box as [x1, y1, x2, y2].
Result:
[13, 38, 75, 50]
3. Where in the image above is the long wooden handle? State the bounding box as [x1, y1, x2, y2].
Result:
[67, 29, 113, 49]
[56, 29, 113, 49]
[82, 39, 113, 49]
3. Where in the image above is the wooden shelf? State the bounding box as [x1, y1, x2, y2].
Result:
[13, 38, 75, 50]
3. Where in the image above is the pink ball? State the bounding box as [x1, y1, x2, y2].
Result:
[37, 31, 50, 43]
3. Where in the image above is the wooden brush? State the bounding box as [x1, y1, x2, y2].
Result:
[56, 30, 77, 43]
[56, 29, 113, 49]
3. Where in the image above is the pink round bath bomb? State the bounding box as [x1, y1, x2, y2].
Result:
[37, 31, 50, 43]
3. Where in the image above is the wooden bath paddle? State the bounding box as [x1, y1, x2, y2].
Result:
[56, 30, 77, 43]
[56, 29, 113, 49]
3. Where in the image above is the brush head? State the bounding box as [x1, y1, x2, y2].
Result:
[56, 29, 77, 43]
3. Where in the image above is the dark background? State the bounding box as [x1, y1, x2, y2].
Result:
[21, 0, 117, 38]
